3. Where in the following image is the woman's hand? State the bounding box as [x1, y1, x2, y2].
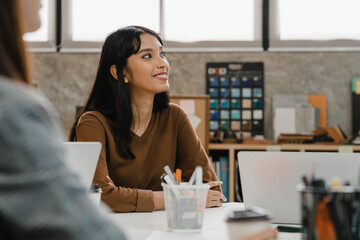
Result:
[243, 228, 278, 240]
[206, 181, 227, 208]
[105, 175, 116, 188]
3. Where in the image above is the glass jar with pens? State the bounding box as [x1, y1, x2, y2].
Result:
[161, 165, 210, 232]
[297, 183, 360, 240]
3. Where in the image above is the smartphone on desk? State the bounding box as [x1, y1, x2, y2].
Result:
[227, 207, 271, 222]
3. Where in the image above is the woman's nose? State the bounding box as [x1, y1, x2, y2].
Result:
[157, 57, 168, 69]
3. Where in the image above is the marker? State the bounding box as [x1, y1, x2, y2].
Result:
[163, 165, 176, 184]
[311, 164, 316, 185]
[164, 175, 181, 200]
[195, 166, 203, 185]
[302, 175, 309, 186]
[175, 169, 182, 185]
[189, 171, 196, 185]
[160, 173, 167, 183]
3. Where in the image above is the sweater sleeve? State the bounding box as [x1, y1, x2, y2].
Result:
[174, 106, 221, 191]
[75, 113, 155, 212]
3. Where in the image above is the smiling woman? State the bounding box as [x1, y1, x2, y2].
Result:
[69, 26, 226, 213]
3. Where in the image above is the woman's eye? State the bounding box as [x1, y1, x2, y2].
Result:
[160, 52, 166, 57]
[143, 54, 151, 59]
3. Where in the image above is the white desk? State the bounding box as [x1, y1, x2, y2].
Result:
[108, 202, 245, 240]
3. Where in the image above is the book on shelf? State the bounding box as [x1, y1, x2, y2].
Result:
[219, 156, 229, 202]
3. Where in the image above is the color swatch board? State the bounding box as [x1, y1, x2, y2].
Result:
[206, 62, 264, 138]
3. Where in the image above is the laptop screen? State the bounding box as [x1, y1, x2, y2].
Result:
[238, 151, 360, 224]
[63, 142, 101, 191]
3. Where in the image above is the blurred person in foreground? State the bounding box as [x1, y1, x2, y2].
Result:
[0, 0, 126, 239]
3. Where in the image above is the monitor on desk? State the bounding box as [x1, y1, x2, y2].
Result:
[238, 151, 360, 224]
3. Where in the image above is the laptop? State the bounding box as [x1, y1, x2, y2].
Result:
[62, 142, 102, 191]
[238, 151, 360, 224]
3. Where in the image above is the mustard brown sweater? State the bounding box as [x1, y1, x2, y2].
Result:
[75, 103, 219, 212]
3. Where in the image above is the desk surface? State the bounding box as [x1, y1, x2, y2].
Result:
[109, 202, 244, 240]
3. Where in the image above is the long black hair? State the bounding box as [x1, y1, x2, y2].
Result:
[69, 26, 169, 159]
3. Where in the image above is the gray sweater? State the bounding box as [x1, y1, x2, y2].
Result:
[0, 76, 126, 240]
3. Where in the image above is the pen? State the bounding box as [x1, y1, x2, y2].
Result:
[175, 169, 182, 185]
[163, 165, 176, 184]
[160, 173, 167, 183]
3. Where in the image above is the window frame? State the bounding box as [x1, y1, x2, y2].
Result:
[60, 0, 263, 52]
[268, 0, 360, 52]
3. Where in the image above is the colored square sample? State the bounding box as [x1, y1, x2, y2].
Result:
[242, 120, 252, 130]
[242, 77, 251, 87]
[242, 88, 251, 98]
[220, 77, 230, 87]
[210, 110, 218, 120]
[220, 88, 230, 98]
[220, 99, 230, 108]
[220, 121, 230, 130]
[220, 110, 229, 119]
[231, 121, 241, 130]
[210, 99, 219, 109]
[253, 88, 262, 97]
[231, 99, 240, 108]
[253, 99, 262, 109]
[209, 88, 218, 98]
[209, 77, 219, 87]
[231, 77, 241, 87]
[210, 121, 219, 131]
[242, 99, 251, 108]
[242, 110, 251, 120]
[231, 110, 241, 119]
[231, 88, 241, 98]
[253, 110, 263, 119]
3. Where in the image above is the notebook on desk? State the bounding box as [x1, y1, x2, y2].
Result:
[238, 151, 360, 224]
[63, 142, 101, 191]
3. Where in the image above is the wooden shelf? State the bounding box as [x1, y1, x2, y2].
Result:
[209, 143, 360, 202]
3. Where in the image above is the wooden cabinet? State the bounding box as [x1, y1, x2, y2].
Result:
[209, 143, 360, 202]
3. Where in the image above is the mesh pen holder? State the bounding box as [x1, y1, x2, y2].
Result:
[162, 182, 209, 232]
[297, 184, 360, 240]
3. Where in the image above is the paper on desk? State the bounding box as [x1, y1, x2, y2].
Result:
[146, 231, 219, 240]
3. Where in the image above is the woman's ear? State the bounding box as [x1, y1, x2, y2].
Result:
[122, 69, 129, 84]
[110, 65, 118, 80]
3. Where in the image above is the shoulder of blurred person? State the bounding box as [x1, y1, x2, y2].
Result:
[0, 75, 127, 240]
